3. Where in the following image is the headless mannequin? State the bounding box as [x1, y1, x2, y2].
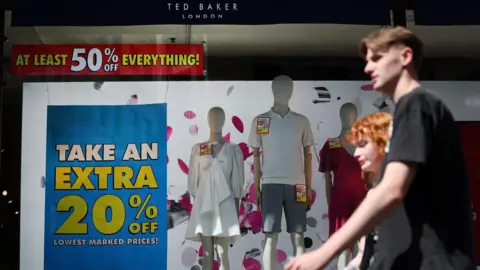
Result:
[199, 107, 240, 270]
[324, 103, 360, 269]
[253, 75, 312, 270]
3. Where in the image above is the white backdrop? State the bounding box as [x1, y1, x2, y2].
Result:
[20, 80, 480, 270]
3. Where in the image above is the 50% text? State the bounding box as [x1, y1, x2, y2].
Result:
[70, 47, 119, 73]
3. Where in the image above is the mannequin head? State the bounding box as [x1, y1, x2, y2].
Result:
[339, 103, 358, 129]
[207, 107, 226, 133]
[346, 112, 392, 173]
[271, 75, 293, 106]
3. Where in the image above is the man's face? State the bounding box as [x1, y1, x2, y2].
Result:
[364, 46, 410, 93]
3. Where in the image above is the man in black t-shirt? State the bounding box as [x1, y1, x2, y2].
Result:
[285, 26, 475, 270]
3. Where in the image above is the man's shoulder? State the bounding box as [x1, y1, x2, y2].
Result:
[396, 87, 454, 120]
[398, 87, 445, 110]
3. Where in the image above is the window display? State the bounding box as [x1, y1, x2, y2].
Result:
[18, 79, 480, 270]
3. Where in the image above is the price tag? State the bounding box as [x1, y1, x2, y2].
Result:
[328, 137, 341, 149]
[199, 143, 213, 156]
[256, 117, 271, 135]
[296, 184, 307, 204]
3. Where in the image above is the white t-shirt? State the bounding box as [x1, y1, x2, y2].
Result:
[247, 109, 314, 185]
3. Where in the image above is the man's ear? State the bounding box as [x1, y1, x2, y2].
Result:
[401, 47, 414, 68]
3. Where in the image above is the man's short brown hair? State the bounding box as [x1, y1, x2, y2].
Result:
[359, 26, 424, 72]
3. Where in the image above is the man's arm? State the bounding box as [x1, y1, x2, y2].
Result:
[314, 162, 417, 259]
[313, 105, 433, 261]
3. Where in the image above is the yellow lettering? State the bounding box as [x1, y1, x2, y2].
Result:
[33, 54, 68, 66]
[55, 167, 72, 190]
[155, 54, 198, 66]
[71, 167, 95, 190]
[15, 54, 31, 66]
[95, 167, 112, 190]
[121, 54, 161, 66]
[53, 166, 158, 190]
[134, 165, 158, 189]
[122, 54, 129, 66]
[113, 166, 135, 189]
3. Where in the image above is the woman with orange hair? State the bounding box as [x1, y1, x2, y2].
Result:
[343, 111, 392, 270]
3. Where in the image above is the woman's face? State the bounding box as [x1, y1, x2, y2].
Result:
[353, 139, 383, 173]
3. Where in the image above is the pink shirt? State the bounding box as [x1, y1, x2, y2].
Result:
[319, 138, 364, 190]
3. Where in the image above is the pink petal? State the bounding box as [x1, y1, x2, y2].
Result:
[167, 126, 172, 141]
[361, 84, 374, 91]
[178, 158, 189, 174]
[239, 142, 253, 160]
[276, 250, 287, 263]
[213, 260, 220, 270]
[322, 213, 329, 219]
[223, 133, 230, 142]
[232, 116, 244, 133]
[184, 110, 196, 119]
[311, 189, 317, 204]
[189, 125, 198, 136]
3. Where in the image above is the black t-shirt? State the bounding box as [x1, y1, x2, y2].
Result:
[369, 88, 476, 270]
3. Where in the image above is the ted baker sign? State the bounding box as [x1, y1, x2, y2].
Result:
[166, 2, 239, 20]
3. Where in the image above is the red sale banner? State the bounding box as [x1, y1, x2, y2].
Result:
[11, 44, 205, 76]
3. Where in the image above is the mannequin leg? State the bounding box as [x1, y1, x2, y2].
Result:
[201, 235, 214, 270]
[262, 233, 279, 270]
[260, 184, 284, 270]
[290, 232, 305, 256]
[214, 237, 230, 270]
[284, 184, 307, 257]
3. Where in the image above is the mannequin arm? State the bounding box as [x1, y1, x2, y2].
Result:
[304, 146, 312, 189]
[324, 172, 333, 207]
[252, 148, 262, 203]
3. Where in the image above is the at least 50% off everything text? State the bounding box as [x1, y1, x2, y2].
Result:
[53, 143, 160, 246]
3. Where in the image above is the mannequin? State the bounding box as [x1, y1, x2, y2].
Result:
[319, 103, 367, 269]
[248, 75, 314, 270]
[186, 107, 245, 270]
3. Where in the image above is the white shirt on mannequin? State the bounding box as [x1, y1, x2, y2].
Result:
[186, 142, 245, 242]
[247, 109, 314, 185]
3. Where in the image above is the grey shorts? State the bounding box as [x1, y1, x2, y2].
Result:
[261, 183, 307, 233]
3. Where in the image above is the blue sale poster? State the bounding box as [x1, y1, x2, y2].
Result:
[44, 104, 167, 270]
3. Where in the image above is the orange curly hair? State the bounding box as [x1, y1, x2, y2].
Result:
[345, 112, 392, 184]
[345, 112, 392, 154]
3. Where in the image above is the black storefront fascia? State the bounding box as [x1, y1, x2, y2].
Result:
[414, 0, 480, 25]
[11, 0, 391, 26]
